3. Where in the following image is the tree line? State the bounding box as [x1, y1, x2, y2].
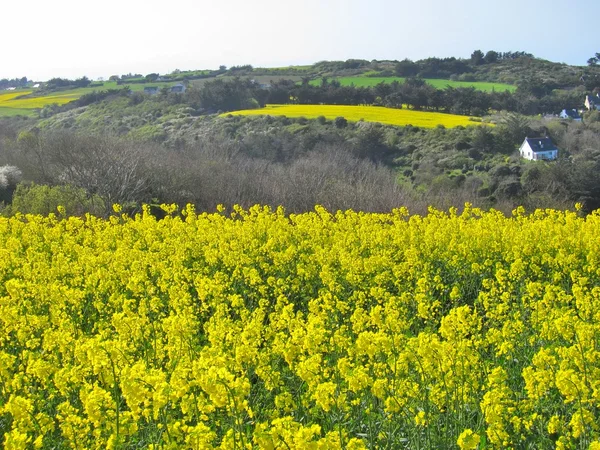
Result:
[0, 77, 29, 90]
[195, 77, 586, 116]
[43, 77, 95, 90]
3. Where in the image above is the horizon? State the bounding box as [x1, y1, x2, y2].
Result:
[1, 0, 598, 81]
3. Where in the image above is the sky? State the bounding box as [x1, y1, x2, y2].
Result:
[1, 0, 597, 81]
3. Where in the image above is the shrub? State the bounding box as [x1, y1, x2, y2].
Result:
[5, 183, 105, 216]
[334, 116, 348, 128]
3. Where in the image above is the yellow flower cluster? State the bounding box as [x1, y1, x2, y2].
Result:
[1, 203, 600, 449]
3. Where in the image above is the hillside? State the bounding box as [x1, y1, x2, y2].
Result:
[0, 51, 599, 218]
[2, 52, 599, 119]
[7, 89, 599, 215]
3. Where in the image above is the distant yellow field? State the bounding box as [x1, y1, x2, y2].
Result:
[0, 89, 81, 116]
[0, 90, 33, 104]
[224, 104, 480, 128]
[0, 91, 77, 109]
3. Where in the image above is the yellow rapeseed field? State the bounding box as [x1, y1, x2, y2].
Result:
[1, 204, 600, 449]
[0, 91, 34, 104]
[223, 104, 479, 128]
[0, 90, 79, 113]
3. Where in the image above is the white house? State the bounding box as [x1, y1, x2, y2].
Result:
[519, 137, 558, 161]
[585, 94, 600, 111]
[559, 109, 582, 121]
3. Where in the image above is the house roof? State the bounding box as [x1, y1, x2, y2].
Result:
[524, 137, 558, 153]
[561, 109, 581, 119]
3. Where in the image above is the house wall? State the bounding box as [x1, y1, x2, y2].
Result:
[560, 110, 582, 121]
[519, 141, 558, 161]
[585, 97, 600, 111]
[533, 150, 557, 161]
[520, 141, 534, 160]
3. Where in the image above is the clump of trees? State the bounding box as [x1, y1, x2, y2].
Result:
[43, 76, 92, 90]
[0, 129, 415, 216]
[587, 52, 600, 66]
[0, 77, 29, 90]
[189, 78, 268, 112]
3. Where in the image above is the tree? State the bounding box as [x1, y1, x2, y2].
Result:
[395, 59, 419, 77]
[145, 73, 159, 82]
[484, 50, 499, 64]
[587, 53, 600, 66]
[471, 50, 484, 66]
[471, 125, 496, 153]
[334, 117, 348, 128]
[496, 113, 531, 147]
[74, 76, 91, 88]
[17, 132, 152, 214]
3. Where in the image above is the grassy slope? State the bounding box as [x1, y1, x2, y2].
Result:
[223, 104, 480, 128]
[309, 76, 516, 92]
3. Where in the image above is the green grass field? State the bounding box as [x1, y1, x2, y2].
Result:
[223, 104, 481, 128]
[309, 76, 516, 92]
[0, 107, 36, 117]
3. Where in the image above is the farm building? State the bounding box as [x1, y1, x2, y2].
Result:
[519, 137, 558, 161]
[170, 83, 186, 93]
[584, 94, 600, 111]
[559, 109, 582, 121]
[143, 86, 160, 95]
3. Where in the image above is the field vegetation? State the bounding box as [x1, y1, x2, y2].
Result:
[224, 104, 479, 128]
[1, 205, 600, 449]
[0, 91, 37, 117]
[309, 77, 516, 92]
[0, 52, 599, 448]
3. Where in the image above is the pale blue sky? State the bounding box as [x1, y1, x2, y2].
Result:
[1, 0, 597, 81]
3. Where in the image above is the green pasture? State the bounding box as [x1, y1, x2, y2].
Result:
[0, 107, 36, 117]
[310, 76, 516, 92]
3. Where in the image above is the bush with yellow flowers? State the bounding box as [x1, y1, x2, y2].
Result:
[1, 203, 600, 449]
